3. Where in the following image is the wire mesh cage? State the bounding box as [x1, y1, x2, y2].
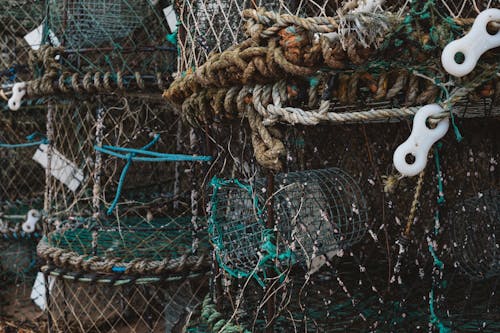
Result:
[447, 190, 500, 280]
[209, 167, 369, 281]
[40, 0, 176, 91]
[39, 97, 211, 271]
[48, 0, 151, 49]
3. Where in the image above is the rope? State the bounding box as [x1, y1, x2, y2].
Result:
[0, 132, 48, 149]
[94, 134, 212, 214]
[404, 170, 426, 237]
[42, 265, 207, 285]
[37, 235, 210, 276]
[199, 294, 250, 333]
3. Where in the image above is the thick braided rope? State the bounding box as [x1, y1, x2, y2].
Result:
[199, 295, 250, 333]
[37, 235, 210, 276]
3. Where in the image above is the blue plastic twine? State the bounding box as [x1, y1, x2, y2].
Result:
[95, 134, 212, 215]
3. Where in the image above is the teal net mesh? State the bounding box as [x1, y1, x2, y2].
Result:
[45, 216, 210, 271]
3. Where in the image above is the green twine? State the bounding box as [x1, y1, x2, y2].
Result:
[449, 111, 463, 142]
[428, 245, 443, 270]
[428, 209, 450, 333]
[308, 76, 320, 88]
[166, 28, 177, 46]
[96, 134, 211, 215]
[429, 288, 451, 333]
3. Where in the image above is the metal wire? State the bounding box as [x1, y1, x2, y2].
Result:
[209, 168, 369, 278]
[48, 0, 152, 49]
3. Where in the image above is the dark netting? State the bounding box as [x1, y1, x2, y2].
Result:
[447, 190, 500, 280]
[187, 251, 430, 332]
[434, 268, 500, 332]
[209, 167, 369, 281]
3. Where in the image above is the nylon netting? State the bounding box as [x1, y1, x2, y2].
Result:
[1, 0, 499, 332]
[46, 276, 207, 333]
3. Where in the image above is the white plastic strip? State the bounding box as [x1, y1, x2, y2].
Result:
[33, 144, 84, 192]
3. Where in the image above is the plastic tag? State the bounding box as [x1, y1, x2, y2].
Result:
[163, 5, 178, 32]
[393, 104, 449, 176]
[24, 24, 61, 50]
[33, 144, 84, 192]
[31, 272, 55, 311]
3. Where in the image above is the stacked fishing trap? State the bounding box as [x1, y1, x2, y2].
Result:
[0, 0, 498, 332]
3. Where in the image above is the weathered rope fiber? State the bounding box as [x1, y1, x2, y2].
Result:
[37, 235, 210, 276]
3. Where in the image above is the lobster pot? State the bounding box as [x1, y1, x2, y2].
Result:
[39, 217, 211, 332]
[45, 271, 206, 333]
[46, 0, 176, 79]
[0, 0, 44, 84]
[209, 168, 368, 279]
[448, 190, 500, 280]
[177, 0, 283, 71]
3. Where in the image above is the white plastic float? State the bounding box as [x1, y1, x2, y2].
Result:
[442, 8, 500, 77]
[393, 104, 449, 177]
[22, 209, 41, 233]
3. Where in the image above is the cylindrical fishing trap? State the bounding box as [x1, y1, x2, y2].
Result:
[44, 271, 207, 333]
[47, 0, 151, 49]
[448, 190, 500, 280]
[209, 167, 368, 280]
